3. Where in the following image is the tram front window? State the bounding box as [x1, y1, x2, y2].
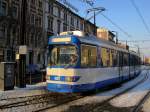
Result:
[49, 46, 78, 66]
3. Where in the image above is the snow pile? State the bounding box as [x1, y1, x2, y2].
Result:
[45, 70, 148, 112]
[110, 70, 150, 107]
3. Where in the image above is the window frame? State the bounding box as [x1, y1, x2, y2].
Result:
[81, 44, 97, 68]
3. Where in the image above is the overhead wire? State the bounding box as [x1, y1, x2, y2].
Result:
[130, 0, 150, 36]
[100, 13, 133, 38]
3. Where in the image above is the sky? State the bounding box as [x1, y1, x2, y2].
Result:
[59, 0, 150, 57]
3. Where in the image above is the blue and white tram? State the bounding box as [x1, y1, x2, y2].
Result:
[46, 31, 141, 93]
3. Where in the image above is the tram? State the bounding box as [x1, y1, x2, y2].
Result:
[46, 31, 141, 93]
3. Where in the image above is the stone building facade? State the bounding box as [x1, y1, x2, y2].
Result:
[45, 0, 96, 36]
[25, 0, 45, 68]
[0, 0, 22, 62]
[0, 0, 97, 68]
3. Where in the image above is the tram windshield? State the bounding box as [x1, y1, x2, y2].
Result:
[49, 45, 78, 67]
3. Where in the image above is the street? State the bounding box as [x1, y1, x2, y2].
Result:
[0, 67, 150, 112]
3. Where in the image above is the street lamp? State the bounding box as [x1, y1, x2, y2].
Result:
[86, 7, 105, 36]
[111, 31, 118, 44]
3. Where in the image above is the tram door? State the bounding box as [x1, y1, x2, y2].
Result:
[118, 52, 124, 82]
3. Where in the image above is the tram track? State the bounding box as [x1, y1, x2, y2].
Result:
[0, 71, 148, 112]
[88, 70, 149, 112]
[0, 92, 83, 111]
[132, 70, 150, 112]
[34, 71, 149, 112]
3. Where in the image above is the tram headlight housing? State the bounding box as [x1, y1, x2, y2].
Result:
[65, 76, 81, 82]
[49, 75, 80, 82]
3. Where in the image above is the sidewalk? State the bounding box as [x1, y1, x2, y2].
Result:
[0, 82, 47, 100]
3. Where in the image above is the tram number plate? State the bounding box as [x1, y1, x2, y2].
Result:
[54, 76, 60, 81]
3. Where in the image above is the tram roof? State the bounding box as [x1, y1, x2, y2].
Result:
[49, 35, 139, 56]
[76, 35, 128, 52]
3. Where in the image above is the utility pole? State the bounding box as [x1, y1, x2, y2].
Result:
[16, 0, 27, 88]
[87, 7, 105, 36]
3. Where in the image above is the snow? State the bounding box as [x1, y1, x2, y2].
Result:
[110, 70, 150, 107]
[0, 82, 47, 100]
[0, 66, 149, 112]
[45, 70, 149, 112]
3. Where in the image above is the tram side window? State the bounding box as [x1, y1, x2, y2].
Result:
[110, 50, 113, 67]
[81, 45, 89, 67]
[101, 48, 110, 67]
[130, 54, 135, 66]
[89, 46, 97, 67]
[81, 45, 97, 67]
[123, 53, 129, 66]
[119, 52, 123, 67]
[111, 50, 118, 67]
[113, 51, 118, 67]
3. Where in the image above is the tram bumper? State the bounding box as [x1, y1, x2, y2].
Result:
[47, 83, 94, 93]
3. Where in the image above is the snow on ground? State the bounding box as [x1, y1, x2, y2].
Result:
[45, 70, 148, 112]
[0, 82, 47, 100]
[142, 96, 150, 112]
[110, 70, 150, 107]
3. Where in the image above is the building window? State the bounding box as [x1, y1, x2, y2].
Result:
[1, 2, 7, 16]
[31, 14, 35, 24]
[29, 33, 34, 46]
[48, 3, 53, 14]
[63, 23, 67, 31]
[48, 18, 53, 31]
[38, 0, 42, 9]
[80, 21, 84, 31]
[76, 19, 79, 29]
[38, 16, 42, 27]
[57, 20, 61, 34]
[31, 0, 35, 5]
[71, 16, 74, 26]
[0, 25, 6, 38]
[64, 12, 67, 22]
[12, 6, 18, 18]
[53, 6, 58, 17]
[58, 7, 61, 18]
[35, 16, 38, 26]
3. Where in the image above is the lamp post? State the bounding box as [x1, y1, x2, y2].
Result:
[16, 0, 27, 88]
[86, 7, 105, 36]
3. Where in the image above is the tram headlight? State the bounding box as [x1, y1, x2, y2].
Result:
[66, 77, 73, 82]
[65, 76, 80, 82]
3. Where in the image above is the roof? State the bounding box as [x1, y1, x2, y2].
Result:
[55, 1, 98, 28]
